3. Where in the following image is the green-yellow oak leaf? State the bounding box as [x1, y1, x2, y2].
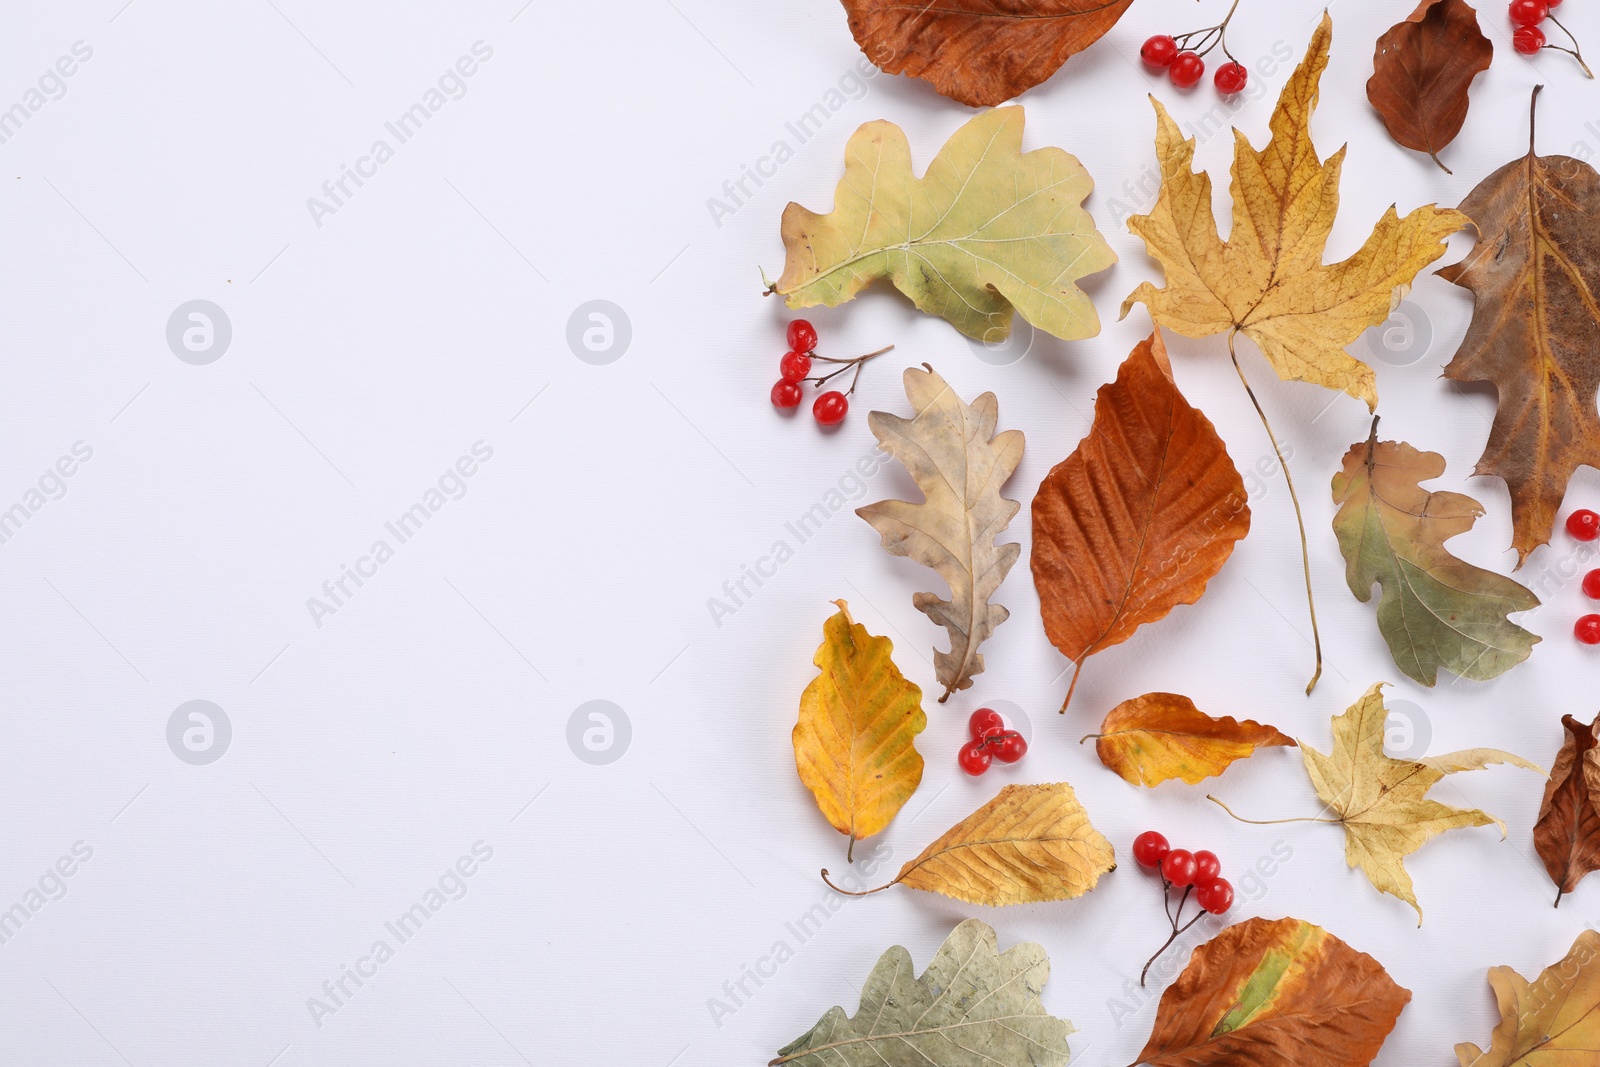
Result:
[1332, 423, 1539, 685]
[773, 107, 1115, 343]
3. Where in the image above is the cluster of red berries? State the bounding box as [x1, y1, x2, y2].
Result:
[958, 707, 1028, 776]
[1510, 0, 1592, 73]
[1140, 0, 1248, 95]
[1565, 509, 1600, 643]
[1133, 831, 1235, 984]
[769, 319, 893, 428]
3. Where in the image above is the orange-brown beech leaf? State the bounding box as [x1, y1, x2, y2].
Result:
[1366, 0, 1493, 173]
[1438, 87, 1600, 565]
[840, 0, 1135, 108]
[1031, 331, 1250, 711]
[1133, 916, 1411, 1066]
[1091, 693, 1294, 787]
[1534, 714, 1600, 907]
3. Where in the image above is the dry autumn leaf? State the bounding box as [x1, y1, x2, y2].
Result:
[839, 0, 1135, 108]
[1456, 929, 1600, 1066]
[1438, 86, 1600, 565]
[793, 601, 926, 860]
[1122, 13, 1466, 409]
[1366, 0, 1494, 173]
[1534, 713, 1600, 907]
[1121, 14, 1467, 691]
[1088, 692, 1293, 788]
[1331, 421, 1540, 686]
[1031, 331, 1249, 711]
[771, 919, 1073, 1067]
[771, 107, 1115, 343]
[1134, 916, 1411, 1066]
[1216, 683, 1542, 922]
[823, 782, 1114, 905]
[857, 365, 1023, 702]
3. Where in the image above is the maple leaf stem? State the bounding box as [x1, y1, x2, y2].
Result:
[1227, 331, 1322, 694]
[820, 867, 899, 897]
[1208, 793, 1342, 825]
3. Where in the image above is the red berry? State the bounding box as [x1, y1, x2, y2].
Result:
[1585, 569, 1600, 599]
[779, 350, 811, 383]
[1214, 61, 1247, 95]
[1510, 0, 1548, 26]
[969, 708, 1004, 739]
[1578, 614, 1600, 645]
[1132, 831, 1170, 869]
[993, 733, 1027, 763]
[958, 740, 992, 776]
[1514, 24, 1547, 53]
[786, 319, 818, 354]
[1161, 849, 1198, 887]
[771, 380, 803, 409]
[1569, 510, 1600, 541]
[1170, 52, 1205, 89]
[813, 390, 848, 427]
[1197, 877, 1235, 915]
[1141, 34, 1179, 70]
[1549, 0, 1562, 7]
[1192, 850, 1222, 887]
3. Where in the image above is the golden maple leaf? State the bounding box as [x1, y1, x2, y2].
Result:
[1295, 684, 1541, 923]
[1120, 13, 1467, 410]
[793, 601, 926, 860]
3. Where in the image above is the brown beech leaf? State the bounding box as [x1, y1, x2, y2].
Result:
[841, 0, 1135, 108]
[1031, 331, 1249, 711]
[1090, 693, 1294, 788]
[1366, 0, 1493, 173]
[1438, 86, 1600, 565]
[1455, 929, 1600, 1066]
[1133, 916, 1411, 1066]
[823, 782, 1114, 906]
[1534, 713, 1600, 906]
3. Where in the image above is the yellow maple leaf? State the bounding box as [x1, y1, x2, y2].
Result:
[793, 601, 926, 860]
[1295, 684, 1540, 923]
[1120, 13, 1467, 410]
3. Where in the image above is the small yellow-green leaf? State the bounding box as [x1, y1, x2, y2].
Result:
[774, 107, 1115, 343]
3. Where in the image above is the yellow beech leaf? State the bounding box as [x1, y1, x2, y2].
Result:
[773, 107, 1115, 343]
[1120, 13, 1467, 409]
[1456, 929, 1600, 1066]
[1220, 683, 1541, 923]
[793, 601, 926, 860]
[823, 783, 1114, 905]
[1089, 693, 1294, 788]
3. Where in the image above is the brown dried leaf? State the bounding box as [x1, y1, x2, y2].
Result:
[1437, 87, 1600, 564]
[1134, 916, 1411, 1066]
[841, 0, 1135, 108]
[1030, 331, 1249, 711]
[1534, 713, 1600, 906]
[1366, 0, 1493, 173]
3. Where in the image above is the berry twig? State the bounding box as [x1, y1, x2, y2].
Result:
[1141, 0, 1250, 94]
[1132, 832, 1235, 986]
[768, 318, 893, 427]
[805, 345, 895, 395]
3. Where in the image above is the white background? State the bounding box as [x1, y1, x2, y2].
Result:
[0, 0, 1595, 1063]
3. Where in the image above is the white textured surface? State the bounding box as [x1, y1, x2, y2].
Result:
[0, 0, 1595, 1063]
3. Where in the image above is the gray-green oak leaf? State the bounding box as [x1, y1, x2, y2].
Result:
[770, 919, 1072, 1067]
[1331, 424, 1539, 685]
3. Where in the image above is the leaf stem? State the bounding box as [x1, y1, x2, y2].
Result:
[1208, 794, 1342, 825]
[821, 868, 899, 896]
[1060, 659, 1086, 713]
[1227, 331, 1322, 695]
